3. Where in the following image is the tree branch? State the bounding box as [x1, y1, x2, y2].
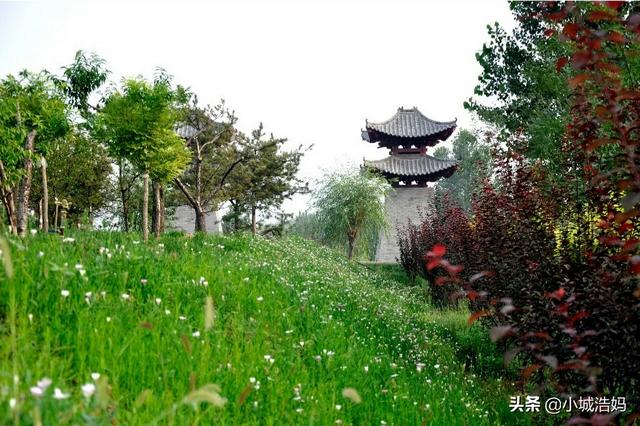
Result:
[173, 176, 199, 210]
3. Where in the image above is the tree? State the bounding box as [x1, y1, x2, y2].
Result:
[30, 132, 111, 226]
[96, 72, 190, 242]
[0, 71, 69, 236]
[226, 124, 308, 236]
[173, 99, 241, 233]
[465, 3, 570, 163]
[432, 129, 492, 212]
[313, 169, 391, 260]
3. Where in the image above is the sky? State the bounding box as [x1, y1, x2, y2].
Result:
[0, 0, 516, 215]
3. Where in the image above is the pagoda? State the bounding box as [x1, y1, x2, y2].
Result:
[362, 107, 458, 262]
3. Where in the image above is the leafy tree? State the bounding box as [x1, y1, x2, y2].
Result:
[226, 124, 308, 235]
[173, 99, 241, 233]
[0, 71, 69, 236]
[464, 2, 571, 182]
[31, 132, 111, 226]
[313, 169, 390, 260]
[96, 73, 190, 242]
[432, 129, 492, 212]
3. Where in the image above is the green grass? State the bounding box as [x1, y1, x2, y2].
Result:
[0, 231, 531, 425]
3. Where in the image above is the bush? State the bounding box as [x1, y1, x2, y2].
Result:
[399, 4, 640, 415]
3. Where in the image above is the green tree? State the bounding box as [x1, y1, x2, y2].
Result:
[464, 2, 571, 181]
[313, 169, 390, 260]
[0, 71, 69, 236]
[96, 73, 190, 242]
[226, 124, 308, 236]
[31, 132, 111, 226]
[432, 129, 492, 212]
[173, 99, 241, 233]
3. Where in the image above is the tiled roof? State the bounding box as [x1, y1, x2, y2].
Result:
[364, 154, 457, 176]
[365, 107, 456, 138]
[175, 124, 198, 139]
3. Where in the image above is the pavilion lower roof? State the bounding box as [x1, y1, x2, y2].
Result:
[364, 154, 458, 177]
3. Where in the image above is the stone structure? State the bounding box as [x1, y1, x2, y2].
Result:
[166, 205, 222, 234]
[362, 107, 458, 263]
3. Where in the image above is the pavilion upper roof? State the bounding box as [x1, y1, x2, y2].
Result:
[364, 107, 457, 140]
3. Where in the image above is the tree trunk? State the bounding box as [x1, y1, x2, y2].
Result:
[0, 160, 17, 234]
[251, 205, 257, 236]
[142, 170, 149, 243]
[174, 177, 206, 234]
[152, 180, 162, 239]
[195, 207, 207, 233]
[232, 201, 240, 232]
[119, 161, 129, 232]
[159, 185, 165, 233]
[16, 130, 36, 237]
[347, 230, 358, 260]
[53, 202, 59, 231]
[40, 156, 48, 233]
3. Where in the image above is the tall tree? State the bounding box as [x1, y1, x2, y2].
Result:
[313, 169, 390, 260]
[432, 129, 492, 212]
[173, 99, 241, 233]
[227, 124, 308, 236]
[0, 71, 69, 236]
[464, 2, 571, 181]
[96, 72, 190, 242]
[30, 132, 111, 226]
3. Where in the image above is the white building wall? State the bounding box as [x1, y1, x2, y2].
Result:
[375, 186, 434, 263]
[166, 205, 222, 234]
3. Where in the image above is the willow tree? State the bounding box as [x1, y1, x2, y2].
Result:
[313, 169, 390, 260]
[96, 73, 190, 242]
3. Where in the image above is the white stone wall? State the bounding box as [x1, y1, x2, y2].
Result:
[166, 205, 222, 234]
[375, 186, 434, 263]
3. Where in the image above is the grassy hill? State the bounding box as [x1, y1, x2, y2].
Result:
[0, 232, 529, 425]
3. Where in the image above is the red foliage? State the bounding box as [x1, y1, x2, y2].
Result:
[398, 2, 640, 417]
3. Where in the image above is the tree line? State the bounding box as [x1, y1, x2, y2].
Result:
[0, 52, 307, 241]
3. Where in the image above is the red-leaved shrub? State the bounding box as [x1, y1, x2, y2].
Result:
[398, 2, 640, 418]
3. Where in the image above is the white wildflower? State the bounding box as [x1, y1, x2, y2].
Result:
[121, 293, 130, 300]
[155, 298, 162, 305]
[61, 289, 70, 298]
[91, 373, 100, 381]
[53, 388, 70, 400]
[81, 383, 96, 398]
[30, 386, 43, 397]
[37, 378, 52, 390]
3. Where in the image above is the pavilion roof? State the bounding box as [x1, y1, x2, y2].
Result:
[175, 124, 198, 139]
[363, 107, 456, 140]
[364, 154, 457, 177]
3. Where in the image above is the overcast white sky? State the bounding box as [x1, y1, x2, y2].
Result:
[0, 0, 515, 215]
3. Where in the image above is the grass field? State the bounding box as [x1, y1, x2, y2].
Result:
[0, 231, 531, 425]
